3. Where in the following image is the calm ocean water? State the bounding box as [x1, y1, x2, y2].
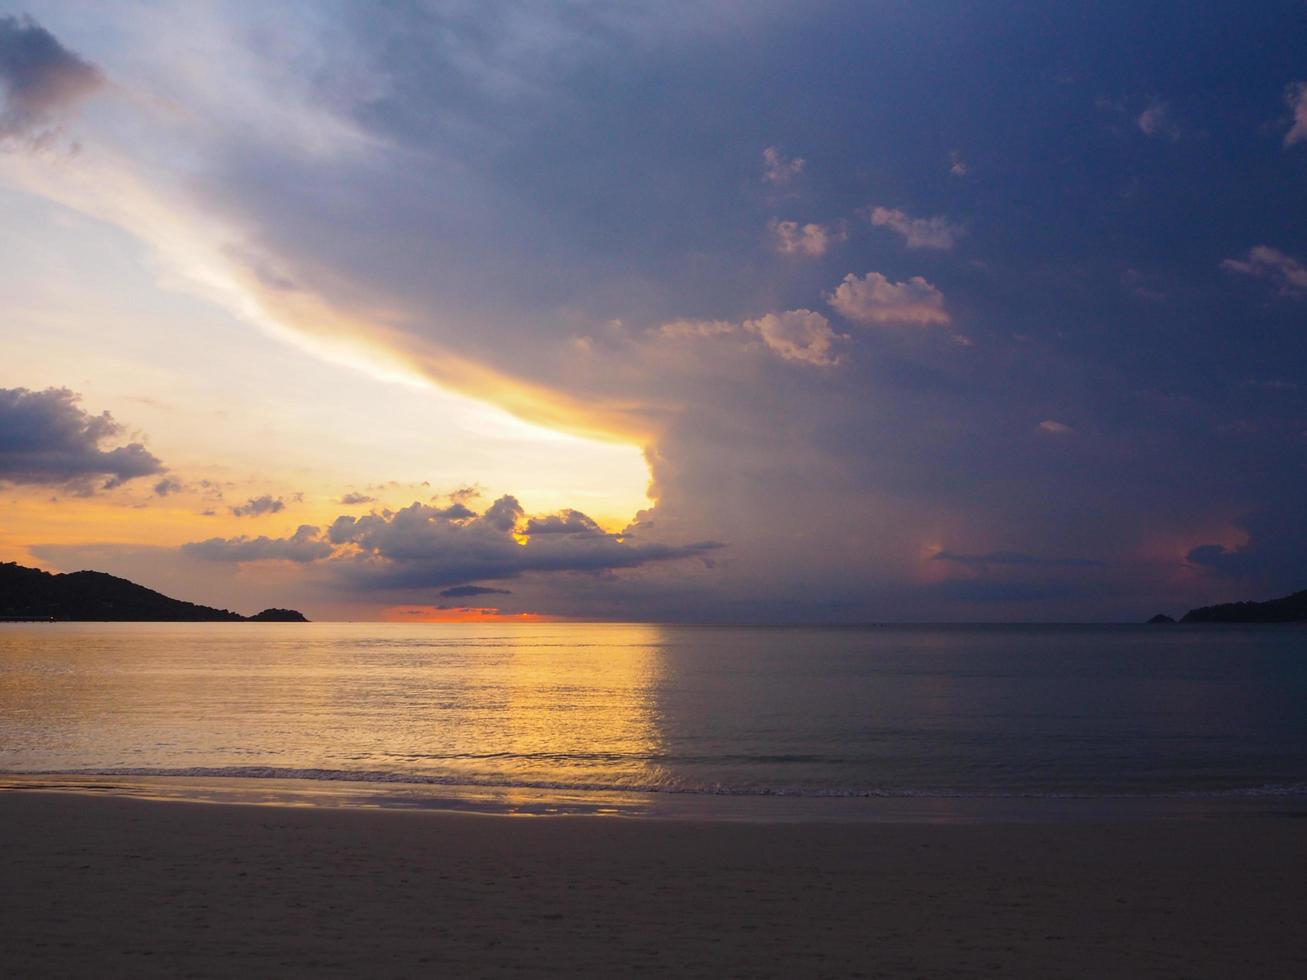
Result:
[2, 622, 1306, 812]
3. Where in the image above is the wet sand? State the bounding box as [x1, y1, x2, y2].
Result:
[2, 791, 1304, 978]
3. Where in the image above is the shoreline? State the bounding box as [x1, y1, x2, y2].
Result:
[5, 772, 1307, 824]
[3, 790, 1305, 978]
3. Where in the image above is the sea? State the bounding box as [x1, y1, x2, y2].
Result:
[2, 621, 1306, 820]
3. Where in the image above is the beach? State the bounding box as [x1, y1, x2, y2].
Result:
[3, 791, 1305, 978]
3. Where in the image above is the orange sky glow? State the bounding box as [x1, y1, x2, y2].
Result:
[380, 605, 563, 624]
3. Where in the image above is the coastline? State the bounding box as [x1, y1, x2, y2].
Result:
[3, 790, 1305, 978]
[4, 771, 1307, 823]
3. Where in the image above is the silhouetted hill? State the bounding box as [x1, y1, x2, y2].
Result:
[1180, 589, 1307, 624]
[1146, 613, 1176, 624]
[0, 562, 306, 622]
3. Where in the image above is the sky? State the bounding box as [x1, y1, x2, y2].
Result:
[1, 1, 1305, 622]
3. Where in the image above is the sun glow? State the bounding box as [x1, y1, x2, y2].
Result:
[381, 605, 562, 623]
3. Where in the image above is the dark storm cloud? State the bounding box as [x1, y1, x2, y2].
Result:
[932, 551, 1103, 569]
[0, 14, 102, 140]
[183, 525, 333, 563]
[439, 585, 511, 598]
[22, 2, 1307, 619]
[1185, 508, 1307, 593]
[433, 502, 476, 520]
[1187, 545, 1252, 578]
[230, 495, 285, 517]
[0, 387, 164, 490]
[188, 495, 721, 593]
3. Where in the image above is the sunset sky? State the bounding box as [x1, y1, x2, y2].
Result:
[2, 1, 1306, 622]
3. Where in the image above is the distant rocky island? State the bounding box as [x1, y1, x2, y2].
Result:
[1149, 588, 1307, 625]
[0, 561, 307, 623]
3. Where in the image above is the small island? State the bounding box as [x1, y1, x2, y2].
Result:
[248, 608, 309, 622]
[1148, 588, 1307, 625]
[0, 561, 308, 623]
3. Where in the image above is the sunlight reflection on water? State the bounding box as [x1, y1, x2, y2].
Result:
[2, 621, 1307, 809]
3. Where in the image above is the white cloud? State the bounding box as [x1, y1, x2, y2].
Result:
[768, 218, 844, 257]
[1038, 420, 1072, 435]
[1285, 82, 1307, 147]
[826, 272, 950, 326]
[660, 310, 843, 367]
[742, 310, 841, 366]
[657, 318, 736, 339]
[1136, 100, 1180, 140]
[761, 146, 804, 185]
[867, 206, 964, 250]
[1221, 246, 1307, 295]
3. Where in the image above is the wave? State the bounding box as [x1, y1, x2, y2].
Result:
[6, 766, 1307, 801]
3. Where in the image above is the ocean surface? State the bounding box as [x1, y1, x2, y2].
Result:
[2, 621, 1306, 817]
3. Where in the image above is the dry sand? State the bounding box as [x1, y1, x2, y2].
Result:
[2, 792, 1304, 978]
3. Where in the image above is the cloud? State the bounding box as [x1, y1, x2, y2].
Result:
[1285, 82, 1307, 147]
[1183, 508, 1307, 590]
[524, 508, 605, 535]
[337, 499, 722, 591]
[948, 151, 969, 177]
[1221, 246, 1307, 295]
[1186, 543, 1248, 578]
[16, 3, 1307, 622]
[867, 207, 964, 250]
[1037, 420, 1073, 434]
[659, 310, 843, 366]
[439, 585, 512, 598]
[658, 318, 737, 339]
[826, 272, 950, 326]
[1185, 534, 1306, 588]
[153, 477, 184, 496]
[1122, 268, 1167, 302]
[434, 501, 477, 520]
[188, 495, 721, 594]
[480, 495, 523, 531]
[339, 491, 376, 505]
[932, 550, 1101, 569]
[0, 14, 103, 141]
[184, 524, 334, 563]
[742, 310, 842, 366]
[768, 218, 844, 257]
[761, 146, 803, 185]
[0, 387, 164, 490]
[1136, 100, 1180, 140]
[230, 494, 286, 517]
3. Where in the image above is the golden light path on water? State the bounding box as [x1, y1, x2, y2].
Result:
[0, 622, 671, 803]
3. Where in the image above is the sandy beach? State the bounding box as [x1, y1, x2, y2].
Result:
[2, 792, 1304, 978]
